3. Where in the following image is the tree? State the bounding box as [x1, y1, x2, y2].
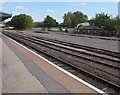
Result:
[63, 12, 74, 28]
[115, 16, 120, 32]
[10, 14, 35, 29]
[5, 21, 12, 27]
[90, 14, 120, 31]
[35, 22, 44, 27]
[89, 13, 110, 28]
[73, 11, 88, 27]
[103, 19, 116, 30]
[43, 15, 58, 27]
[63, 11, 88, 28]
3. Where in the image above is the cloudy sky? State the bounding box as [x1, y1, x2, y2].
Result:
[1, 1, 119, 23]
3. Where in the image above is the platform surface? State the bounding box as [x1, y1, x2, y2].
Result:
[2, 34, 102, 94]
[2, 37, 48, 93]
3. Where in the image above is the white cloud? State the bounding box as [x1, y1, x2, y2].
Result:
[100, 7, 106, 10]
[46, 9, 55, 13]
[16, 6, 28, 10]
[12, 12, 18, 14]
[80, 2, 87, 5]
[0, 0, 5, 4]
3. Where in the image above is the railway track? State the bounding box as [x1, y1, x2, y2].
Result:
[12, 31, 120, 61]
[4, 31, 119, 68]
[32, 36, 119, 64]
[17, 35, 120, 68]
[16, 36, 120, 78]
[3, 31, 120, 75]
[33, 35, 120, 59]
[3, 31, 120, 94]
[60, 33, 120, 41]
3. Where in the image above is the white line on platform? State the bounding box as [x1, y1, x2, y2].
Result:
[4, 34, 106, 94]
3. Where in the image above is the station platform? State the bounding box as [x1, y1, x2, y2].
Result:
[2, 34, 104, 94]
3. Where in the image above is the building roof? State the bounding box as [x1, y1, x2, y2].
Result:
[78, 22, 90, 26]
[0, 12, 12, 21]
[78, 26, 101, 30]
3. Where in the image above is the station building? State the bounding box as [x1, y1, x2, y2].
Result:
[0, 12, 12, 27]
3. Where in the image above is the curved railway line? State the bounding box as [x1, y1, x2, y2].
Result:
[3, 31, 120, 94]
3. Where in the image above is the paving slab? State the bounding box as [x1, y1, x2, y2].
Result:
[2, 36, 70, 93]
[2, 40, 48, 93]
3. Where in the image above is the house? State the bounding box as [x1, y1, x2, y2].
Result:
[76, 22, 90, 28]
[76, 25, 101, 35]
